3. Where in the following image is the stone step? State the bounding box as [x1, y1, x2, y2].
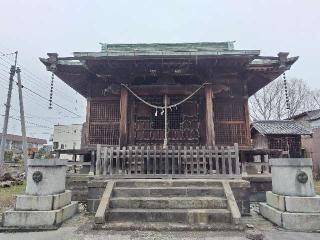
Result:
[106, 208, 231, 224]
[110, 196, 228, 209]
[112, 187, 225, 198]
[94, 221, 245, 231]
[115, 180, 222, 188]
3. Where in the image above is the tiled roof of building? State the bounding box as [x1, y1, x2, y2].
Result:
[289, 109, 320, 121]
[251, 120, 312, 135]
[0, 133, 47, 144]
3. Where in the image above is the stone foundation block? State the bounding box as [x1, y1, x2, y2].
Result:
[3, 202, 78, 228]
[55, 202, 79, 224]
[266, 191, 285, 211]
[53, 190, 72, 209]
[282, 212, 320, 231]
[3, 210, 57, 227]
[15, 190, 72, 211]
[15, 195, 53, 211]
[259, 203, 282, 226]
[285, 195, 320, 213]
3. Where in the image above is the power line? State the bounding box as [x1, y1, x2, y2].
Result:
[0, 54, 85, 106]
[0, 114, 53, 129]
[22, 85, 82, 117]
[0, 70, 83, 117]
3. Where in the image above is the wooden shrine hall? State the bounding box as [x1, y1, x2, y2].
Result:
[40, 42, 298, 178]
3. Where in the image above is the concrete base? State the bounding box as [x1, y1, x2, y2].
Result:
[15, 190, 72, 211]
[260, 201, 320, 232]
[266, 191, 285, 211]
[259, 203, 282, 226]
[285, 195, 320, 213]
[2, 201, 78, 229]
[265, 191, 320, 213]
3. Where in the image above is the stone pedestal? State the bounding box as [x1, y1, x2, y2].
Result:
[260, 158, 320, 232]
[1, 159, 78, 230]
[270, 158, 314, 196]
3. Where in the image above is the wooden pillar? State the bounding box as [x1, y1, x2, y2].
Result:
[119, 86, 128, 147]
[242, 78, 251, 146]
[85, 98, 91, 145]
[205, 85, 215, 146]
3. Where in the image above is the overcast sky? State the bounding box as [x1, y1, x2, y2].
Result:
[0, 0, 319, 141]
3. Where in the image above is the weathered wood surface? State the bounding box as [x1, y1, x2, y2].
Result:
[119, 86, 128, 146]
[95, 144, 240, 178]
[205, 85, 215, 146]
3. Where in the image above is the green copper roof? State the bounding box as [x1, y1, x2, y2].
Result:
[100, 42, 235, 54]
[73, 42, 261, 57]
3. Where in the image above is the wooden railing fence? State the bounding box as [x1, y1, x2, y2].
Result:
[95, 144, 240, 178]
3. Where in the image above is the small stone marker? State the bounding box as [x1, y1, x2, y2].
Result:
[1, 159, 78, 230]
[260, 158, 320, 232]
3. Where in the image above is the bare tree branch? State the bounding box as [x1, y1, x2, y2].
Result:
[249, 77, 320, 120]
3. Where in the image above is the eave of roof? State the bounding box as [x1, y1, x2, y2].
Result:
[289, 109, 320, 121]
[39, 42, 298, 98]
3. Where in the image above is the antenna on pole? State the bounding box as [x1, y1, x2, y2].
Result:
[0, 51, 18, 175]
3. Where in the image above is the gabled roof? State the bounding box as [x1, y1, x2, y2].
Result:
[251, 120, 312, 135]
[289, 109, 320, 121]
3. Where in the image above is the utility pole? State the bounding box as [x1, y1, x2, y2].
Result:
[0, 51, 18, 175]
[16, 67, 28, 173]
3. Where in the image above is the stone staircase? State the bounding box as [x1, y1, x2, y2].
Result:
[94, 179, 242, 230]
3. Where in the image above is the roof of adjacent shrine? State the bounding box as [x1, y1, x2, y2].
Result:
[251, 120, 312, 135]
[39, 42, 299, 98]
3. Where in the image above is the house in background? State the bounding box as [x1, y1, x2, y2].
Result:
[251, 120, 312, 158]
[289, 109, 320, 177]
[0, 133, 47, 159]
[52, 124, 83, 160]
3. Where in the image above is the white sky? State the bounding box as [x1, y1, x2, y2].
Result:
[0, 0, 319, 141]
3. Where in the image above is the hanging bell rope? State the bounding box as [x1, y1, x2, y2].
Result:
[282, 72, 291, 116]
[121, 82, 209, 110]
[121, 82, 210, 149]
[48, 72, 55, 109]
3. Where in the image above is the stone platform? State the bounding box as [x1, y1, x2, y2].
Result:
[260, 191, 320, 231]
[1, 159, 78, 231]
[3, 201, 78, 229]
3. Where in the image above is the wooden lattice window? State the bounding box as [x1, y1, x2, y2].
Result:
[89, 100, 120, 145]
[269, 135, 301, 158]
[214, 98, 249, 146]
[134, 96, 199, 144]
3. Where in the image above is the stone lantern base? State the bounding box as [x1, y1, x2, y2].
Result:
[260, 158, 320, 232]
[1, 159, 78, 230]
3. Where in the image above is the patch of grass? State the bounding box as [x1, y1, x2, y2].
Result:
[315, 180, 320, 195]
[0, 181, 26, 213]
